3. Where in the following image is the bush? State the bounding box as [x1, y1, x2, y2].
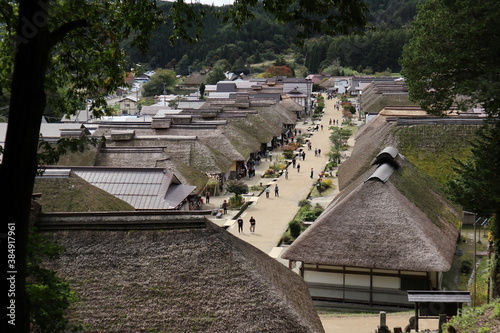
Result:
[321, 178, 334, 189]
[461, 259, 473, 274]
[289, 220, 302, 239]
[282, 150, 294, 159]
[250, 185, 265, 191]
[302, 210, 319, 222]
[263, 169, 278, 178]
[298, 199, 311, 207]
[271, 162, 286, 171]
[228, 194, 244, 207]
[226, 180, 248, 196]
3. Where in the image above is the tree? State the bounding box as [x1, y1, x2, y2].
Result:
[226, 180, 248, 207]
[206, 66, 226, 85]
[447, 121, 500, 296]
[261, 65, 294, 78]
[26, 230, 79, 332]
[0, 1, 368, 331]
[176, 54, 190, 76]
[199, 82, 206, 99]
[0, 2, 162, 331]
[401, 0, 500, 117]
[400, 0, 500, 297]
[141, 69, 178, 97]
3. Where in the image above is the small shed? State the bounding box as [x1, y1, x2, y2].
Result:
[407, 290, 471, 331]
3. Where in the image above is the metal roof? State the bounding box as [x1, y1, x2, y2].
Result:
[407, 291, 471, 303]
[72, 167, 195, 210]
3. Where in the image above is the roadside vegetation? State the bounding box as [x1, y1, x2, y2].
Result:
[280, 199, 324, 245]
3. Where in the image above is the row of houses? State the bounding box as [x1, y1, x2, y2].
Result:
[279, 77, 485, 308]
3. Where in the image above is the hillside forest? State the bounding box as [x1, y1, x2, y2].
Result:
[126, 0, 422, 77]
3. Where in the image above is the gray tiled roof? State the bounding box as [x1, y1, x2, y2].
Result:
[72, 167, 195, 210]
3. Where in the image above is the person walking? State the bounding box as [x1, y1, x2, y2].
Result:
[205, 191, 210, 204]
[297, 163, 301, 172]
[274, 184, 279, 197]
[292, 157, 296, 168]
[265, 186, 270, 198]
[302, 151, 306, 160]
[310, 168, 314, 179]
[284, 168, 288, 179]
[318, 148, 321, 156]
[221, 200, 228, 214]
[249, 216, 256, 233]
[237, 217, 244, 233]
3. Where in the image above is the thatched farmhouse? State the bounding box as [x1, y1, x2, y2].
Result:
[38, 212, 325, 332]
[359, 80, 418, 116]
[91, 96, 297, 190]
[282, 147, 461, 307]
[281, 106, 486, 307]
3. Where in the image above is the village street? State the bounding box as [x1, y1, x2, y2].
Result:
[205, 94, 346, 259]
[204, 96, 440, 333]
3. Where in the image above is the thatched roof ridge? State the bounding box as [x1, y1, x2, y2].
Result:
[338, 116, 395, 190]
[43, 218, 325, 332]
[280, 97, 304, 113]
[282, 158, 460, 272]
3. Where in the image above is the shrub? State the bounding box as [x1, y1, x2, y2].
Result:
[250, 185, 265, 191]
[270, 163, 286, 171]
[226, 180, 248, 195]
[228, 194, 244, 207]
[298, 199, 311, 207]
[461, 259, 473, 274]
[289, 220, 302, 239]
[321, 178, 334, 189]
[282, 150, 294, 159]
[301, 211, 318, 222]
[263, 169, 278, 178]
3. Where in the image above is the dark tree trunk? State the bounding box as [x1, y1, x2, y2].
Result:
[2, 1, 50, 332]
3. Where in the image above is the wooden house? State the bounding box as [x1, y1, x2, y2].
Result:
[282, 147, 461, 307]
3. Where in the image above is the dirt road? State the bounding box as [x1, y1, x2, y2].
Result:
[320, 312, 440, 332]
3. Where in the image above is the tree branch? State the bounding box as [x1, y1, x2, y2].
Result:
[49, 18, 88, 47]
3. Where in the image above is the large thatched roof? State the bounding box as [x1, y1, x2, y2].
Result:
[40, 214, 325, 333]
[282, 156, 460, 272]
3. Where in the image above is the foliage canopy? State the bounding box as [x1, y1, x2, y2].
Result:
[401, 0, 500, 116]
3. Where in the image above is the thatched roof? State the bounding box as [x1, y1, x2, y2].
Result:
[339, 108, 482, 189]
[360, 81, 418, 114]
[280, 97, 305, 113]
[41, 214, 325, 333]
[282, 156, 460, 272]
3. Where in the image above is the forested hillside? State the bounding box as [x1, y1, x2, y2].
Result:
[126, 0, 423, 76]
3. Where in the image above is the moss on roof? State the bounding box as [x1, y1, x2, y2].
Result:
[392, 159, 462, 230]
[34, 172, 134, 212]
[391, 124, 480, 185]
[175, 162, 209, 193]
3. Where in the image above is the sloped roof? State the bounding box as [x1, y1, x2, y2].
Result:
[41, 215, 325, 332]
[280, 97, 305, 112]
[282, 156, 460, 272]
[70, 167, 195, 210]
